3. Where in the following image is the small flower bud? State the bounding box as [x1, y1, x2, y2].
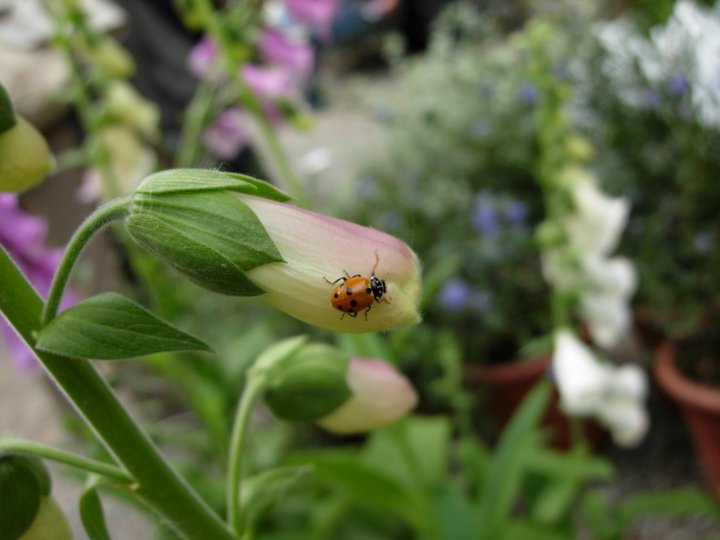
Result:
[85, 37, 136, 78]
[262, 340, 352, 421]
[0, 453, 70, 540]
[317, 358, 418, 434]
[126, 169, 422, 333]
[0, 116, 53, 193]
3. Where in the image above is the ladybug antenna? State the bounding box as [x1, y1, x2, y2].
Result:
[371, 250, 380, 275]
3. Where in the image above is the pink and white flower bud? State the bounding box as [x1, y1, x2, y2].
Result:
[242, 194, 422, 333]
[317, 358, 418, 434]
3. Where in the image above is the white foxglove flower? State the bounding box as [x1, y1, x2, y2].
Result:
[562, 168, 630, 257]
[553, 329, 608, 415]
[579, 255, 637, 347]
[552, 329, 648, 447]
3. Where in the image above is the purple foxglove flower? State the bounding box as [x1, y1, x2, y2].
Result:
[260, 28, 314, 80]
[285, 0, 340, 35]
[317, 357, 418, 434]
[202, 108, 248, 159]
[188, 34, 218, 78]
[241, 63, 295, 100]
[0, 195, 76, 371]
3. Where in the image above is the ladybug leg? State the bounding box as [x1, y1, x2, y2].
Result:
[363, 303, 372, 321]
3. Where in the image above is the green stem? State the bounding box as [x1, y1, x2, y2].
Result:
[177, 77, 217, 168]
[0, 247, 235, 540]
[41, 197, 131, 325]
[0, 438, 132, 484]
[226, 373, 267, 534]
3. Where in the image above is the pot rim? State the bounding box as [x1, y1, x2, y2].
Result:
[654, 341, 720, 414]
[463, 353, 551, 385]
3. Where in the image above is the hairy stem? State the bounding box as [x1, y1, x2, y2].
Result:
[41, 197, 131, 325]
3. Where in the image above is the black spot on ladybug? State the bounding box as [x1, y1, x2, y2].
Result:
[334, 292, 339, 298]
[350, 299, 358, 308]
[366, 287, 371, 293]
[346, 288, 353, 295]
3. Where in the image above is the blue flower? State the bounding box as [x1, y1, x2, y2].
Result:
[438, 279, 471, 313]
[641, 88, 661, 109]
[519, 82, 539, 105]
[667, 73, 689, 96]
[504, 200, 527, 226]
[472, 194, 500, 238]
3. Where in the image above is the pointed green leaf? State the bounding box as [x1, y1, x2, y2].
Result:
[36, 292, 211, 359]
[79, 485, 111, 540]
[136, 169, 290, 201]
[238, 465, 312, 537]
[0, 83, 16, 134]
[475, 381, 551, 540]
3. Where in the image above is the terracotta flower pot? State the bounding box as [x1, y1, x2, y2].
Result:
[463, 354, 604, 450]
[654, 342, 720, 501]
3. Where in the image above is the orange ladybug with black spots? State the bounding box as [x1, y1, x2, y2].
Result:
[325, 252, 390, 320]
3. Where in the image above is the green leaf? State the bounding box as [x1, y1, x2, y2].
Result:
[36, 292, 211, 359]
[136, 169, 290, 201]
[618, 488, 720, 528]
[0, 84, 16, 134]
[475, 381, 551, 540]
[363, 417, 451, 491]
[237, 465, 312, 537]
[287, 450, 433, 534]
[126, 191, 284, 296]
[579, 491, 618, 540]
[79, 484, 112, 540]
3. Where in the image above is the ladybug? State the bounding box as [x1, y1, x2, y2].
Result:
[325, 252, 390, 320]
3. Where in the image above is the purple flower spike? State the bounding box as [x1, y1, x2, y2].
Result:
[188, 34, 218, 78]
[241, 64, 295, 100]
[285, 0, 340, 35]
[260, 28, 314, 80]
[202, 108, 248, 159]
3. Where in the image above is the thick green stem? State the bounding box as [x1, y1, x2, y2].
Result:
[0, 248, 235, 540]
[226, 373, 266, 534]
[41, 197, 131, 325]
[0, 438, 132, 484]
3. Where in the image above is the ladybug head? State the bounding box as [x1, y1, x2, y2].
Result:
[369, 275, 386, 301]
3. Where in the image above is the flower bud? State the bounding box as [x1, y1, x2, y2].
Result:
[0, 116, 53, 193]
[317, 358, 418, 434]
[242, 195, 422, 333]
[126, 169, 422, 333]
[0, 453, 70, 540]
[104, 81, 160, 141]
[262, 340, 352, 421]
[85, 37, 136, 78]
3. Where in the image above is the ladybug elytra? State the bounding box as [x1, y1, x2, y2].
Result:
[324, 252, 390, 320]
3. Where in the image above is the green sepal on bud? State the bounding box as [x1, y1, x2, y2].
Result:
[125, 169, 289, 296]
[254, 337, 352, 422]
[0, 453, 51, 540]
